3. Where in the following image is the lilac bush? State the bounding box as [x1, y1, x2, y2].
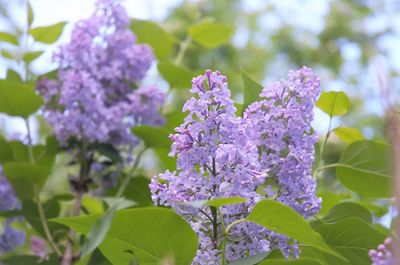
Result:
[150, 67, 321, 263]
[36, 0, 165, 149]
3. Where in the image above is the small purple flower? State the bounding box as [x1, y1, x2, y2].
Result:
[31, 236, 48, 259]
[0, 226, 25, 254]
[0, 167, 25, 254]
[369, 238, 394, 265]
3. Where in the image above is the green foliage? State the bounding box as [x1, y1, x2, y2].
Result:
[321, 202, 372, 224]
[0, 32, 19, 45]
[188, 21, 234, 48]
[80, 199, 123, 259]
[158, 61, 194, 89]
[132, 126, 170, 149]
[241, 70, 263, 114]
[333, 127, 365, 143]
[52, 208, 198, 265]
[247, 200, 345, 260]
[335, 140, 392, 197]
[29, 22, 66, 44]
[27, 1, 34, 26]
[316, 91, 351, 117]
[23, 50, 44, 63]
[3, 162, 51, 199]
[0, 80, 43, 118]
[130, 19, 174, 59]
[122, 176, 153, 206]
[311, 218, 386, 265]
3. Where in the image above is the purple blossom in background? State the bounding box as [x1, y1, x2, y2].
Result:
[0, 227, 25, 254]
[150, 68, 320, 263]
[0, 168, 25, 254]
[0, 172, 18, 211]
[369, 238, 394, 265]
[36, 0, 165, 148]
[31, 236, 48, 259]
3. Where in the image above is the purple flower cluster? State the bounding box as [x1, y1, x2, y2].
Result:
[243, 67, 321, 218]
[37, 0, 165, 148]
[0, 169, 25, 254]
[369, 238, 394, 265]
[150, 67, 321, 263]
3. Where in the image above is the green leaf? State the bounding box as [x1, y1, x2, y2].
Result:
[27, 1, 34, 26]
[132, 126, 170, 149]
[189, 21, 234, 48]
[0, 136, 13, 163]
[3, 162, 51, 199]
[92, 143, 122, 163]
[334, 127, 365, 143]
[0, 32, 18, 45]
[188, 196, 247, 208]
[81, 199, 123, 258]
[123, 176, 152, 206]
[2, 50, 16, 60]
[158, 61, 193, 89]
[317, 192, 343, 216]
[29, 22, 66, 44]
[130, 19, 174, 59]
[321, 202, 372, 224]
[241, 70, 263, 114]
[21, 199, 64, 238]
[316, 91, 350, 117]
[154, 148, 176, 171]
[298, 247, 350, 265]
[82, 196, 104, 214]
[0, 80, 43, 118]
[227, 252, 269, 265]
[6, 69, 22, 82]
[312, 218, 386, 265]
[8, 141, 55, 169]
[247, 200, 345, 260]
[23, 50, 44, 63]
[336, 140, 392, 197]
[259, 258, 323, 265]
[165, 110, 186, 132]
[52, 208, 198, 265]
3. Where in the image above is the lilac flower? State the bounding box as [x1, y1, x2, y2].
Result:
[31, 236, 48, 259]
[36, 0, 165, 148]
[150, 68, 320, 264]
[369, 238, 394, 265]
[0, 168, 25, 254]
[0, 227, 25, 254]
[151, 68, 320, 263]
[0, 173, 18, 211]
[243, 66, 321, 218]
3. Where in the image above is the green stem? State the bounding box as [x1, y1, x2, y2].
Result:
[35, 188, 62, 256]
[319, 116, 332, 164]
[225, 218, 246, 235]
[25, 118, 35, 164]
[217, 208, 227, 265]
[175, 35, 191, 66]
[210, 206, 219, 250]
[315, 163, 341, 173]
[116, 147, 146, 197]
